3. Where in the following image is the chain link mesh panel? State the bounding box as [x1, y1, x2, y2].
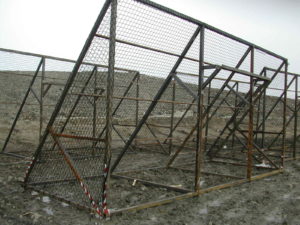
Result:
[0, 0, 294, 216]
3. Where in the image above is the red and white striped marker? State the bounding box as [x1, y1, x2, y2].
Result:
[23, 156, 35, 182]
[102, 164, 110, 216]
[80, 181, 103, 217]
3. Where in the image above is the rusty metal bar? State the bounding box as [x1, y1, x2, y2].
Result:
[136, 0, 286, 61]
[109, 169, 282, 216]
[48, 127, 102, 215]
[293, 75, 298, 158]
[135, 74, 140, 149]
[177, 70, 250, 84]
[281, 62, 288, 168]
[96, 34, 201, 64]
[102, 0, 118, 214]
[171, 166, 243, 179]
[221, 65, 271, 81]
[49, 66, 98, 151]
[40, 57, 45, 141]
[169, 79, 176, 154]
[111, 26, 202, 172]
[195, 25, 205, 192]
[173, 74, 197, 99]
[267, 101, 300, 150]
[145, 122, 168, 154]
[24, 0, 112, 184]
[261, 69, 267, 148]
[51, 133, 106, 142]
[94, 72, 140, 147]
[256, 75, 296, 131]
[247, 47, 254, 179]
[231, 82, 239, 152]
[111, 174, 192, 193]
[1, 58, 43, 153]
[204, 82, 211, 152]
[207, 61, 285, 158]
[167, 47, 252, 167]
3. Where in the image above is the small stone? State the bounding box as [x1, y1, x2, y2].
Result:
[7, 176, 13, 182]
[61, 202, 69, 207]
[42, 207, 54, 216]
[42, 196, 50, 203]
[150, 216, 157, 221]
[30, 212, 42, 223]
[141, 186, 147, 191]
[31, 191, 38, 196]
[17, 177, 24, 182]
[199, 208, 208, 214]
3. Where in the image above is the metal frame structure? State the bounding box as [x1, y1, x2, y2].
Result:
[0, 0, 299, 217]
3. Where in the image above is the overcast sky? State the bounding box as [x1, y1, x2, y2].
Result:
[0, 0, 299, 73]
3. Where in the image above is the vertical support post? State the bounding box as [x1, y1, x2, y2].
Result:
[135, 74, 140, 149]
[281, 61, 288, 167]
[247, 47, 254, 180]
[102, 0, 117, 216]
[204, 82, 211, 152]
[169, 79, 176, 155]
[195, 25, 205, 191]
[261, 70, 267, 148]
[255, 85, 261, 145]
[231, 82, 239, 152]
[93, 67, 98, 155]
[40, 57, 45, 142]
[293, 75, 298, 159]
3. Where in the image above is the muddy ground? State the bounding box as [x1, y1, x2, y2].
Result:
[0, 69, 299, 225]
[0, 152, 299, 225]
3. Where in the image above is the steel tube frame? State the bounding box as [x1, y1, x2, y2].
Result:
[207, 61, 285, 158]
[111, 26, 202, 172]
[1, 58, 44, 153]
[247, 47, 254, 179]
[24, 0, 113, 184]
[293, 76, 298, 158]
[1, 0, 294, 218]
[195, 25, 205, 191]
[167, 47, 252, 167]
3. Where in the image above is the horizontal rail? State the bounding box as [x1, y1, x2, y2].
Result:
[111, 174, 192, 193]
[136, 0, 286, 61]
[96, 34, 201, 63]
[109, 169, 283, 215]
[0, 47, 138, 73]
[221, 65, 271, 81]
[51, 133, 106, 142]
[177, 71, 250, 84]
[265, 67, 300, 77]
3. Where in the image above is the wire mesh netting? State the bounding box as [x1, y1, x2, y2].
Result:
[0, 0, 298, 216]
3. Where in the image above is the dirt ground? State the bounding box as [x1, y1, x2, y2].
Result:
[0, 70, 299, 225]
[0, 152, 299, 225]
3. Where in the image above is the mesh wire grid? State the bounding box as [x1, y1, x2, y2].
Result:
[0, 0, 291, 213]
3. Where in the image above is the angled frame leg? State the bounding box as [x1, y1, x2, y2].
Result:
[24, 0, 112, 184]
[2, 58, 43, 153]
[111, 26, 202, 172]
